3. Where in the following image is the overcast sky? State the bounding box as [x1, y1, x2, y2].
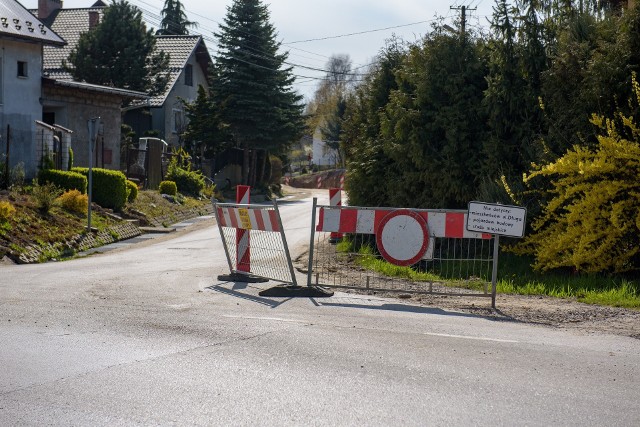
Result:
[25, 0, 495, 101]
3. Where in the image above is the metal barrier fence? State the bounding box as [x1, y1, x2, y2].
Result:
[307, 199, 498, 306]
[213, 200, 298, 286]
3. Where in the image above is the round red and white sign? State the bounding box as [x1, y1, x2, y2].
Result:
[376, 209, 429, 266]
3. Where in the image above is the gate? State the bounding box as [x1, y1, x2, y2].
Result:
[213, 200, 298, 286]
[307, 198, 498, 306]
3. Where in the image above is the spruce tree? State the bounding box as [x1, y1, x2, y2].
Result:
[181, 85, 229, 161]
[65, 0, 170, 96]
[213, 0, 304, 185]
[157, 0, 197, 36]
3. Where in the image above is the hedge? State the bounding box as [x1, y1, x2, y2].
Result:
[126, 180, 138, 203]
[165, 167, 204, 197]
[72, 167, 128, 210]
[38, 169, 87, 194]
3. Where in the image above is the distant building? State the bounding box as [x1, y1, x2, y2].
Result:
[312, 125, 340, 167]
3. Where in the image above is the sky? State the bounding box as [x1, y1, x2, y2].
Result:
[24, 0, 495, 102]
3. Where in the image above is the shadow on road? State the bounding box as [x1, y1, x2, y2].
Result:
[208, 283, 513, 323]
[207, 283, 292, 308]
[312, 297, 498, 320]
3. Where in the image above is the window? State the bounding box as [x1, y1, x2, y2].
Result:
[185, 64, 193, 86]
[17, 61, 28, 78]
[0, 56, 3, 104]
[173, 109, 184, 133]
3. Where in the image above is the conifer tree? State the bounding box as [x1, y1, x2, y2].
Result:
[181, 85, 228, 161]
[213, 0, 304, 185]
[65, 0, 170, 96]
[157, 0, 197, 36]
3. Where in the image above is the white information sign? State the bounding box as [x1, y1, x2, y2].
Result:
[467, 202, 527, 238]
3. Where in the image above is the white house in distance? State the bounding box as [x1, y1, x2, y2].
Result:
[0, 0, 65, 177]
[312, 125, 340, 167]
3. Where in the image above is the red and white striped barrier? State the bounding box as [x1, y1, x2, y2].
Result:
[316, 207, 490, 239]
[213, 196, 299, 286]
[315, 206, 490, 266]
[328, 188, 343, 242]
[236, 185, 250, 272]
[316, 176, 323, 189]
[216, 206, 281, 232]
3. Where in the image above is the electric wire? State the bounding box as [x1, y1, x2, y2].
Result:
[124, 0, 471, 87]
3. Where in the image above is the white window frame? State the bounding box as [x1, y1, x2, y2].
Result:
[172, 108, 184, 134]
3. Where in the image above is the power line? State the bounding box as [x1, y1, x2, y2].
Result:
[128, 0, 379, 81]
[283, 19, 437, 45]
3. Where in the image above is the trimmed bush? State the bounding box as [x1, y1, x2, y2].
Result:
[72, 167, 128, 210]
[38, 169, 87, 194]
[31, 180, 61, 213]
[165, 167, 205, 197]
[68, 147, 74, 171]
[159, 180, 177, 196]
[0, 200, 15, 221]
[58, 189, 88, 214]
[126, 180, 139, 203]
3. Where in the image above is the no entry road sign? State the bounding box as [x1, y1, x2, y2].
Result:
[375, 209, 429, 266]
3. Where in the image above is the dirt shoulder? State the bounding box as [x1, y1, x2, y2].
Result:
[397, 292, 640, 339]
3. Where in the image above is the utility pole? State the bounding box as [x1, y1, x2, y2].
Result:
[450, 4, 477, 37]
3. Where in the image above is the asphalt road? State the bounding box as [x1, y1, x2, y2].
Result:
[1, 192, 639, 426]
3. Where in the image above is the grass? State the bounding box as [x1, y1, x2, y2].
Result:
[496, 253, 640, 308]
[336, 238, 640, 309]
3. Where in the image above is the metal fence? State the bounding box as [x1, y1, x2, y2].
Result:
[213, 201, 298, 285]
[307, 199, 497, 305]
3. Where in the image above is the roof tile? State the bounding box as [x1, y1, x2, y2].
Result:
[0, 0, 64, 45]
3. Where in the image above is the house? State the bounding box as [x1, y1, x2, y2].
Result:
[33, 0, 148, 172]
[312, 125, 340, 168]
[33, 0, 214, 151]
[0, 0, 65, 178]
[41, 77, 148, 172]
[123, 35, 213, 148]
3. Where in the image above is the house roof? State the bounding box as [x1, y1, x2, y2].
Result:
[150, 35, 211, 107]
[32, 5, 106, 79]
[43, 77, 149, 100]
[0, 0, 64, 45]
[33, 5, 212, 108]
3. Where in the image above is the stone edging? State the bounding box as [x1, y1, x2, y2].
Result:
[17, 222, 142, 264]
[147, 204, 214, 228]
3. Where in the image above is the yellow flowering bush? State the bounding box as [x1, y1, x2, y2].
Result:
[0, 200, 16, 222]
[515, 77, 640, 273]
[58, 189, 88, 215]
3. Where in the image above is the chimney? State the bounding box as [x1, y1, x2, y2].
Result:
[89, 11, 100, 29]
[38, 0, 63, 20]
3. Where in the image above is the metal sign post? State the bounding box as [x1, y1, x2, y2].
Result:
[87, 117, 100, 231]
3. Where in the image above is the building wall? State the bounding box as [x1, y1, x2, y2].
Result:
[0, 39, 44, 178]
[152, 53, 210, 147]
[42, 84, 124, 171]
